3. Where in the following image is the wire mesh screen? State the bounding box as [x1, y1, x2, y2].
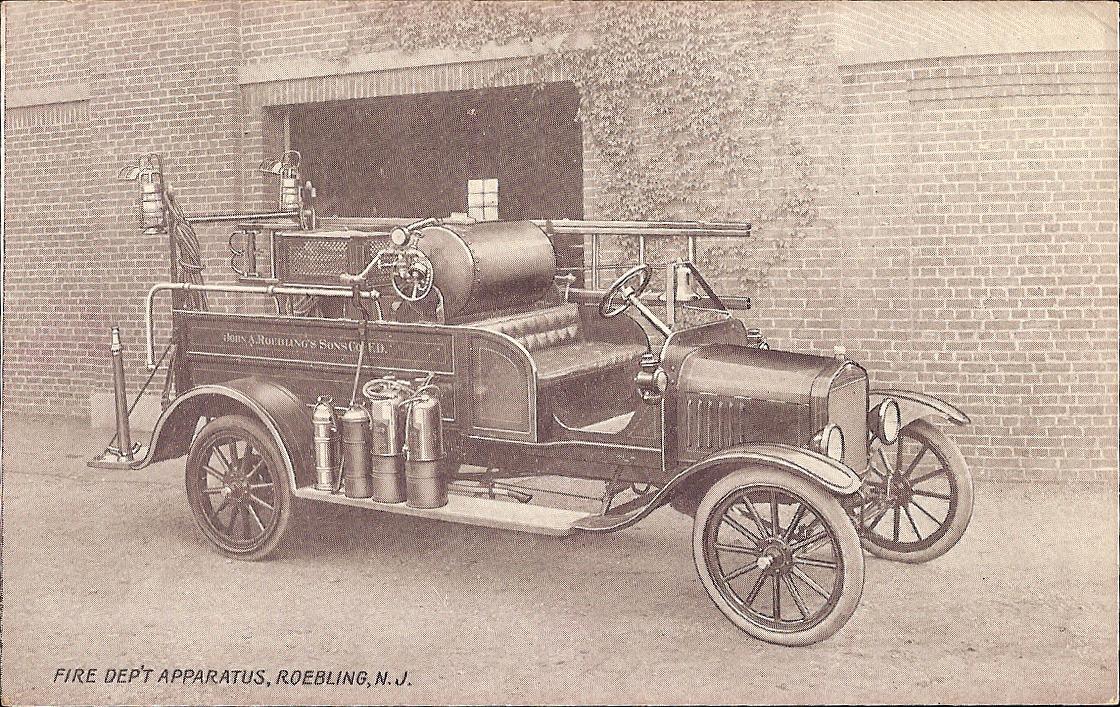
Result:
[273, 232, 393, 288]
[282, 238, 349, 280]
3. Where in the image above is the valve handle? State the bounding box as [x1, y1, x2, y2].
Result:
[361, 378, 411, 400]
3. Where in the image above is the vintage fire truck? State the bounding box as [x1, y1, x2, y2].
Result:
[92, 152, 973, 646]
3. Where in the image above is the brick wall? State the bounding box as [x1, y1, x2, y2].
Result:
[3, 1, 88, 89]
[835, 1, 1117, 65]
[3, 102, 95, 417]
[582, 2, 848, 361]
[4, 1, 95, 418]
[835, 51, 1119, 481]
[3, 2, 1116, 481]
[4, 0, 247, 409]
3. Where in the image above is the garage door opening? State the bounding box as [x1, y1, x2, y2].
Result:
[287, 81, 584, 274]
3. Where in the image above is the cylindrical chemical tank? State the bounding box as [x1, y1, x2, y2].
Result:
[340, 404, 374, 499]
[415, 221, 556, 320]
[405, 394, 447, 509]
[312, 396, 340, 492]
[366, 384, 407, 504]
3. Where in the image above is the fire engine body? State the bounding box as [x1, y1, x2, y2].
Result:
[92, 154, 975, 646]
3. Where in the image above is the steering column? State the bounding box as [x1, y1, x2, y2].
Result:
[598, 264, 672, 338]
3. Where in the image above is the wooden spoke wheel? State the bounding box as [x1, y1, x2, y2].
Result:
[693, 468, 864, 646]
[185, 415, 293, 561]
[856, 418, 973, 563]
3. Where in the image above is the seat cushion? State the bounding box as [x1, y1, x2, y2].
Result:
[531, 341, 647, 381]
[475, 304, 581, 352]
[475, 304, 646, 382]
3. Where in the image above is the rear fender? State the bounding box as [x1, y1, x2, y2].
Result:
[128, 378, 314, 490]
[871, 389, 970, 428]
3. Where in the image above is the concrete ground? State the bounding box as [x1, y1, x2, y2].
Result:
[1, 415, 1116, 705]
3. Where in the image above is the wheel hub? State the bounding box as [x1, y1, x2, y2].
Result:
[222, 469, 249, 500]
[756, 540, 793, 573]
[888, 475, 913, 504]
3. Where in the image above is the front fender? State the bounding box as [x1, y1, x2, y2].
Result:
[682, 443, 864, 496]
[127, 378, 314, 491]
[571, 442, 861, 533]
[871, 389, 970, 427]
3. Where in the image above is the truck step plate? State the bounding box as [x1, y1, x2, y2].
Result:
[293, 488, 590, 536]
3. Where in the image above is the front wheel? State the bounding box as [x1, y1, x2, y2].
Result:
[185, 415, 293, 561]
[855, 419, 973, 563]
[693, 468, 864, 646]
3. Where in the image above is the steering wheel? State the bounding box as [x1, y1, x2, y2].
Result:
[599, 264, 652, 318]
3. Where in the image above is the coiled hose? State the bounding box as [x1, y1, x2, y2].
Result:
[164, 190, 208, 311]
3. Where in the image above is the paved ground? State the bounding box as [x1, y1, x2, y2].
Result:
[1, 415, 1116, 705]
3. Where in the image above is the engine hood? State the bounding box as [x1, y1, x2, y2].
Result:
[677, 344, 844, 404]
[673, 343, 870, 470]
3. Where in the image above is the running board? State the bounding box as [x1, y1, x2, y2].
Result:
[294, 488, 591, 537]
[570, 509, 642, 532]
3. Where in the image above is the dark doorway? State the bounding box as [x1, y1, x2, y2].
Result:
[288, 82, 584, 273]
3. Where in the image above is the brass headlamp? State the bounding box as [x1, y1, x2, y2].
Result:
[869, 398, 902, 445]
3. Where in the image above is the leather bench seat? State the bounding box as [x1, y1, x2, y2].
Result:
[475, 304, 646, 382]
[530, 340, 647, 382]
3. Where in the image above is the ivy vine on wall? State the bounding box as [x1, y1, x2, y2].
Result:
[342, 1, 826, 288]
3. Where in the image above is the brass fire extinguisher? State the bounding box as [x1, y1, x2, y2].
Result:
[362, 379, 408, 504]
[340, 403, 374, 499]
[312, 396, 340, 492]
[404, 388, 447, 509]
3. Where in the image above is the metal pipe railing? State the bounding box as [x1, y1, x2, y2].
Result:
[313, 216, 752, 235]
[187, 211, 298, 224]
[145, 282, 381, 369]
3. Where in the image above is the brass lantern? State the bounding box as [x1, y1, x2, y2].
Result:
[117, 153, 166, 235]
[259, 150, 302, 213]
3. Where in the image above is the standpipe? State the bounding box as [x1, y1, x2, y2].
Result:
[110, 327, 134, 461]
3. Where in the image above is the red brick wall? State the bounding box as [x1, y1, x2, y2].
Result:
[3, 102, 95, 416]
[3, 3, 1116, 482]
[4, 0, 247, 404]
[835, 51, 1119, 481]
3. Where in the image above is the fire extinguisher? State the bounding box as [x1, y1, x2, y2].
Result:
[362, 379, 409, 504]
[340, 403, 375, 499]
[311, 396, 340, 492]
[404, 386, 448, 509]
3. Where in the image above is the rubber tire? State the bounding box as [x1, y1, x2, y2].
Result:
[692, 467, 865, 647]
[861, 419, 973, 564]
[185, 415, 293, 561]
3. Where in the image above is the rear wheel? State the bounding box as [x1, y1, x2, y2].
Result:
[185, 415, 293, 561]
[693, 468, 864, 646]
[855, 419, 973, 563]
